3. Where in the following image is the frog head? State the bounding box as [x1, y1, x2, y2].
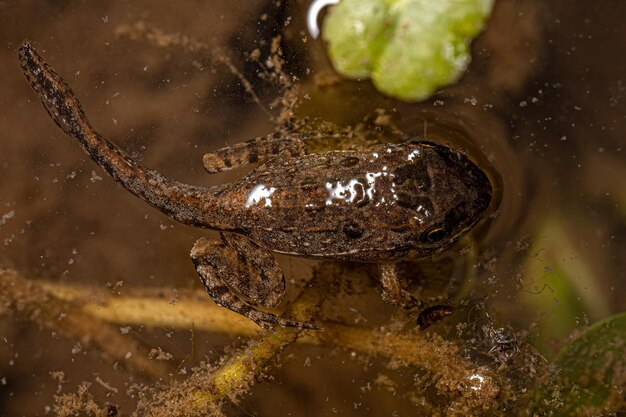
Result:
[393, 141, 493, 255]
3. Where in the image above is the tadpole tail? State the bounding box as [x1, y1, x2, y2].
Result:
[18, 41, 225, 228]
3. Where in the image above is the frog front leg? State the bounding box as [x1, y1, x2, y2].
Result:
[202, 134, 307, 173]
[191, 233, 318, 330]
[378, 263, 420, 309]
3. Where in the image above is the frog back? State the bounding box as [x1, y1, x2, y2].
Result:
[219, 141, 492, 262]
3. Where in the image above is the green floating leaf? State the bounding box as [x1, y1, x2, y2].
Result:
[322, 0, 494, 101]
[534, 312, 626, 416]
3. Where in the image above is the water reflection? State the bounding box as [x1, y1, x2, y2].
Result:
[245, 184, 276, 208]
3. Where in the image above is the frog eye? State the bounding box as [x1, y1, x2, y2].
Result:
[426, 227, 447, 242]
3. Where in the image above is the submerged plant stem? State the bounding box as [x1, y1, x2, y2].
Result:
[35, 266, 508, 409]
[135, 262, 331, 416]
[114, 20, 273, 118]
[0, 268, 169, 380]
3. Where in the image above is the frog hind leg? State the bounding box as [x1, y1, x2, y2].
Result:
[190, 236, 318, 330]
[378, 262, 421, 309]
[219, 232, 285, 308]
[202, 133, 306, 173]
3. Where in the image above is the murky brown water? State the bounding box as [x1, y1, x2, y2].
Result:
[1, 1, 625, 415]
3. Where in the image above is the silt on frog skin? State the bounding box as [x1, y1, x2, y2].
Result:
[18, 41, 492, 330]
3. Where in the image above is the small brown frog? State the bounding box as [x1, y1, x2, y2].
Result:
[18, 41, 492, 329]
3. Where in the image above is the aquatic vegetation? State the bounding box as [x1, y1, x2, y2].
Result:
[322, 0, 494, 100]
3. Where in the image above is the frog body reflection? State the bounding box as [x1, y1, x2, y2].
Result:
[19, 42, 492, 329]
